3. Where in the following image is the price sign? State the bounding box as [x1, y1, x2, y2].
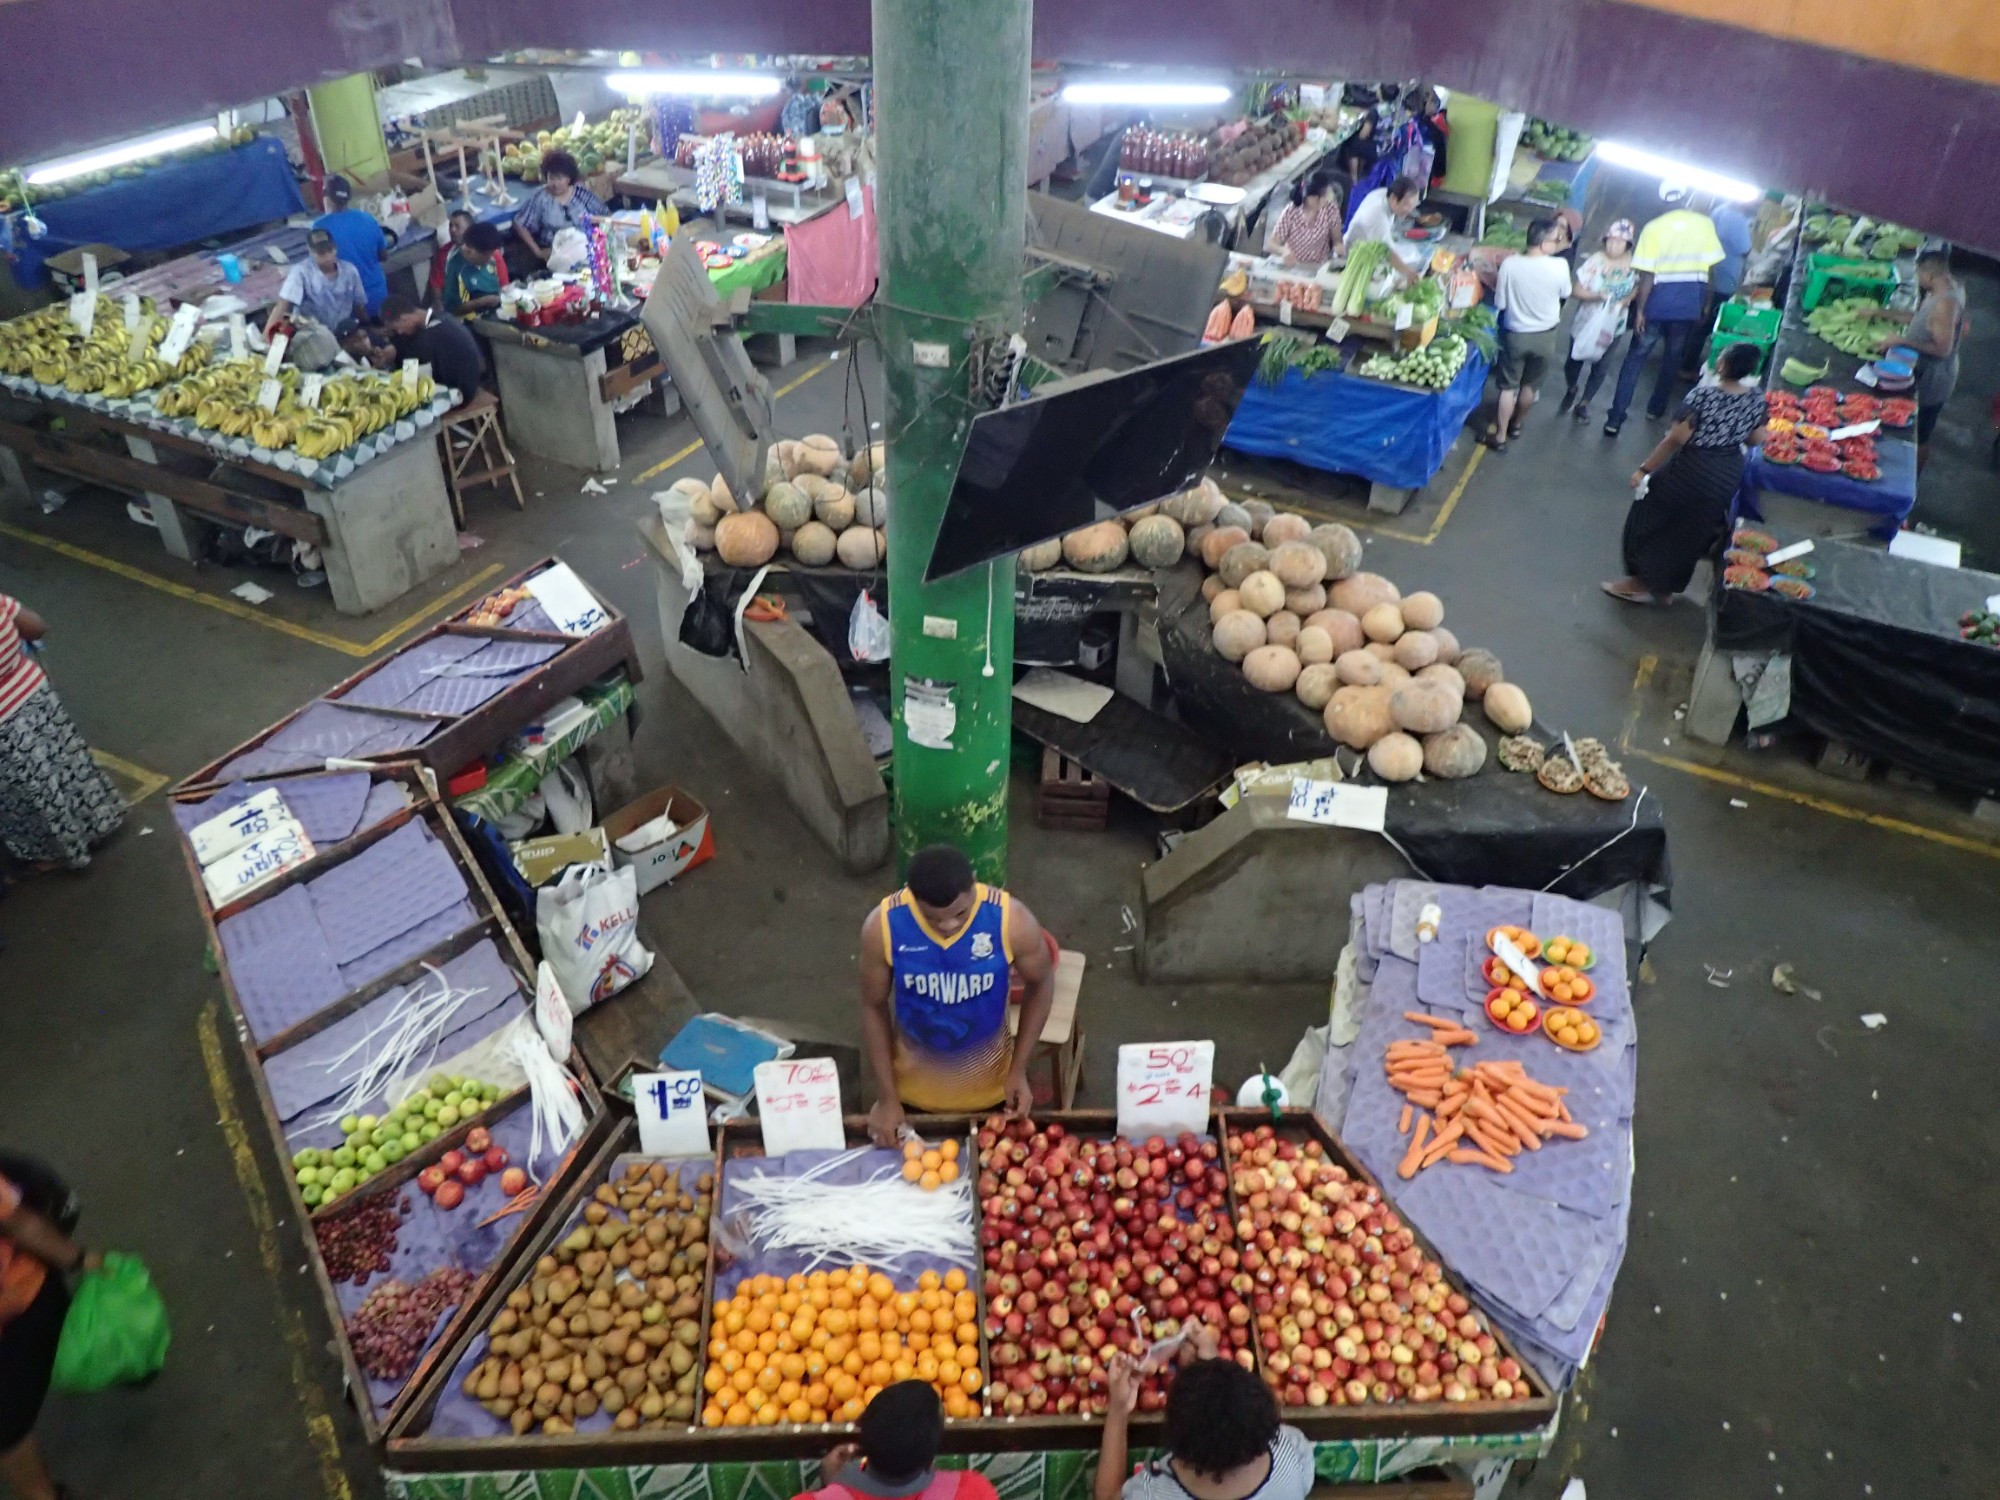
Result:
[753, 1058, 844, 1155]
[125, 313, 154, 364]
[187, 785, 291, 866]
[1393, 302, 1414, 331]
[122, 294, 142, 332]
[633, 1070, 710, 1157]
[262, 333, 289, 375]
[228, 313, 248, 360]
[523, 561, 610, 637]
[80, 251, 99, 294]
[199, 819, 315, 907]
[1285, 779, 1387, 831]
[158, 304, 201, 367]
[256, 377, 283, 412]
[1327, 317, 1351, 344]
[845, 176, 864, 220]
[401, 357, 420, 391]
[301, 373, 325, 409]
[267, 243, 288, 265]
[752, 194, 770, 231]
[68, 292, 96, 337]
[1116, 1041, 1214, 1140]
[1277, 298, 1293, 326]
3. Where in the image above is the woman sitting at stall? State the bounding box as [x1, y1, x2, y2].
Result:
[441, 221, 511, 320]
[1268, 170, 1344, 270]
[1602, 341, 1768, 605]
[512, 150, 609, 269]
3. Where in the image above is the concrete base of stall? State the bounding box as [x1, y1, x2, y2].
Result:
[638, 514, 890, 874]
[488, 339, 622, 474]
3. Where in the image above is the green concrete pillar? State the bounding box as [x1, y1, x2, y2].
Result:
[873, 0, 1031, 882]
[308, 73, 391, 187]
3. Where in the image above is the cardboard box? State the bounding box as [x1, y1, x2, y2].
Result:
[509, 826, 610, 887]
[600, 786, 713, 894]
[46, 244, 130, 292]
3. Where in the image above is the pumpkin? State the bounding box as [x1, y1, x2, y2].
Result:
[848, 441, 886, 489]
[1214, 502, 1253, 534]
[763, 446, 788, 494]
[1262, 513, 1313, 549]
[814, 486, 856, 531]
[851, 486, 888, 528]
[1128, 515, 1187, 569]
[690, 489, 723, 527]
[1391, 679, 1461, 735]
[1200, 524, 1251, 570]
[836, 526, 887, 569]
[670, 475, 711, 506]
[763, 480, 812, 531]
[796, 434, 844, 477]
[1164, 480, 1226, 528]
[1243, 645, 1303, 693]
[1187, 523, 1215, 558]
[1378, 662, 1413, 690]
[1237, 570, 1285, 618]
[711, 474, 737, 514]
[1368, 732, 1425, 783]
[1423, 724, 1488, 779]
[1456, 649, 1505, 700]
[1364, 640, 1399, 662]
[1209, 588, 1243, 623]
[715, 510, 779, 567]
[1307, 609, 1364, 655]
[686, 519, 716, 552]
[1295, 626, 1335, 665]
[776, 439, 803, 479]
[1334, 649, 1381, 686]
[1062, 521, 1130, 572]
[1295, 662, 1342, 710]
[1400, 591, 1444, 630]
[1240, 500, 1275, 538]
[1212, 610, 1267, 662]
[1219, 542, 1271, 589]
[1417, 663, 1466, 697]
[1201, 574, 1226, 603]
[1309, 522, 1364, 581]
[791, 520, 838, 567]
[1285, 582, 1327, 617]
[1020, 538, 1062, 572]
[1331, 572, 1400, 616]
[1270, 541, 1328, 590]
[1362, 603, 1406, 643]
[1229, 304, 1255, 339]
[1265, 610, 1302, 649]
[1483, 682, 1533, 734]
[1430, 626, 1462, 665]
[1393, 630, 1439, 670]
[1326, 684, 1396, 749]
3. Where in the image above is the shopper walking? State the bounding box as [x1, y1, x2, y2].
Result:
[0, 595, 123, 871]
[801, 1382, 1000, 1500]
[1485, 217, 1572, 452]
[1602, 185, 1725, 437]
[1603, 341, 1768, 604]
[1560, 219, 1639, 422]
[1, 1157, 97, 1500]
[1881, 250, 1967, 471]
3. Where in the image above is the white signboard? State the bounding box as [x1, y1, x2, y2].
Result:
[523, 562, 610, 637]
[1116, 1040, 1214, 1140]
[753, 1057, 844, 1155]
[633, 1070, 711, 1157]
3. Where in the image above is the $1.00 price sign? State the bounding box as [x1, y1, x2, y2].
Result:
[754, 1058, 844, 1155]
[633, 1070, 710, 1157]
[1116, 1041, 1215, 1140]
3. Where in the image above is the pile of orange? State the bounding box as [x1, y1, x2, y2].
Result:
[1486, 989, 1540, 1033]
[701, 1265, 983, 1428]
[1543, 1007, 1601, 1051]
[1482, 956, 1531, 994]
[901, 1136, 963, 1192]
[1486, 925, 1542, 959]
[1538, 966, 1596, 1004]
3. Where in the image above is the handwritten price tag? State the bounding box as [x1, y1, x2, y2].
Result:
[401, 357, 420, 391]
[522, 561, 610, 637]
[228, 313, 248, 361]
[1285, 779, 1387, 831]
[158, 304, 201, 367]
[301, 373, 325, 409]
[123, 294, 142, 332]
[262, 333, 289, 375]
[754, 1058, 844, 1155]
[634, 1070, 710, 1157]
[68, 292, 96, 337]
[1116, 1041, 1214, 1140]
[126, 313, 154, 365]
[256, 377, 283, 413]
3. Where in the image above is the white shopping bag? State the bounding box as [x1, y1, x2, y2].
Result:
[536, 862, 653, 1008]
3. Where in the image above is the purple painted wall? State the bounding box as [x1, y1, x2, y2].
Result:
[6, 0, 2000, 249]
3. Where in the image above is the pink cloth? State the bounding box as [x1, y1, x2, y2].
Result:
[785, 185, 878, 308]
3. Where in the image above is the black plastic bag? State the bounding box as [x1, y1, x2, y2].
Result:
[678, 575, 737, 659]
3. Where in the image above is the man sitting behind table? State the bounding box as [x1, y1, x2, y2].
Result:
[366, 294, 486, 402]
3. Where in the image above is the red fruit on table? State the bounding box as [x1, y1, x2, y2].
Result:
[439, 1150, 466, 1175]
[483, 1147, 509, 1172]
[465, 1126, 492, 1154]
[457, 1157, 488, 1187]
[499, 1167, 528, 1197]
[434, 1179, 465, 1210]
[417, 1166, 447, 1196]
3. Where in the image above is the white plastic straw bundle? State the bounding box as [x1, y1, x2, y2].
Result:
[505, 1021, 585, 1179]
[729, 1148, 974, 1268]
[305, 965, 483, 1132]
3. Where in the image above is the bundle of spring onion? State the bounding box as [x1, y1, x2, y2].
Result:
[727, 1146, 975, 1270]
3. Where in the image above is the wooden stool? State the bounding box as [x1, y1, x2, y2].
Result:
[1008, 944, 1087, 1108]
[437, 389, 524, 527]
[1036, 747, 1109, 831]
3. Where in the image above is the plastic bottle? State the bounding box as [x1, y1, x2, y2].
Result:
[1416, 902, 1442, 944]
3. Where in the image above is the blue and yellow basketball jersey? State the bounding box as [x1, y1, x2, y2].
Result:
[880, 882, 1015, 1111]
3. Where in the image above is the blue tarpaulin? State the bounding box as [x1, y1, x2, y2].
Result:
[1737, 435, 1918, 540]
[1223, 348, 1489, 491]
[8, 138, 306, 287]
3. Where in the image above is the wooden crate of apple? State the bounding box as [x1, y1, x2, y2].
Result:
[1224, 1119, 1536, 1409]
[976, 1116, 1249, 1419]
[416, 1124, 529, 1212]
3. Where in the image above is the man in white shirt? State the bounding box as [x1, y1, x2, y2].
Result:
[1345, 175, 1424, 288]
[1487, 217, 1573, 450]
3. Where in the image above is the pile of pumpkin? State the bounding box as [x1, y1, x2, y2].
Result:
[672, 434, 889, 571]
[1189, 490, 1534, 782]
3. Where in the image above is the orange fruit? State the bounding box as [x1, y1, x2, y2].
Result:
[909, 1308, 933, 1335]
[823, 1307, 850, 1335]
[778, 1379, 803, 1405]
[757, 1330, 779, 1354]
[918, 1270, 942, 1292]
[787, 1398, 812, 1424]
[895, 1292, 919, 1318]
[921, 1149, 943, 1172]
[703, 1402, 725, 1426]
[857, 1303, 880, 1332]
[892, 1358, 916, 1381]
[757, 1366, 782, 1394]
[787, 1272, 809, 1294]
[731, 1329, 756, 1353]
[940, 1138, 960, 1160]
[841, 1350, 864, 1376]
[943, 1268, 967, 1293]
[724, 1404, 753, 1427]
[868, 1359, 894, 1387]
[916, 1352, 940, 1381]
[806, 1380, 830, 1408]
[730, 1367, 756, 1395]
[902, 1159, 924, 1182]
[919, 1170, 941, 1192]
[838, 1397, 865, 1423]
[938, 1161, 960, 1184]
[780, 1352, 807, 1380]
[705, 1365, 728, 1393]
[830, 1371, 859, 1401]
[903, 1139, 923, 1160]
[959, 1366, 983, 1393]
[957, 1322, 979, 1346]
[938, 1356, 962, 1385]
[867, 1273, 895, 1303]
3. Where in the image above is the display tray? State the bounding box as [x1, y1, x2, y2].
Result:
[176, 559, 641, 790]
[387, 1109, 1553, 1470]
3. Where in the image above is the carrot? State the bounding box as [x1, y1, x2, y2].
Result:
[1398, 1103, 1413, 1134]
[1494, 1099, 1543, 1152]
[1432, 1028, 1479, 1047]
[1465, 1119, 1519, 1158]
[1388, 1038, 1446, 1053]
[1504, 1088, 1560, 1119]
[1397, 1115, 1432, 1179]
[1406, 1088, 1442, 1108]
[1448, 1147, 1515, 1173]
[1542, 1120, 1590, 1140]
[1557, 1100, 1574, 1122]
[1388, 1070, 1450, 1089]
[1463, 1094, 1504, 1127]
[1507, 1075, 1568, 1103]
[1436, 1091, 1467, 1121]
[1420, 1119, 1465, 1163]
[1404, 1013, 1465, 1031]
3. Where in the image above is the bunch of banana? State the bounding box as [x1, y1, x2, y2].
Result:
[195, 395, 257, 437]
[250, 412, 295, 449]
[292, 414, 360, 460]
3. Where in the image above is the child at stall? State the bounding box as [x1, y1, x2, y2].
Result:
[803, 1382, 1001, 1500]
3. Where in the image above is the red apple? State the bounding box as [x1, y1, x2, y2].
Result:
[434, 1179, 465, 1210]
[499, 1167, 528, 1197]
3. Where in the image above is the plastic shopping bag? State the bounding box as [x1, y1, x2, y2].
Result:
[536, 862, 653, 1009]
[849, 589, 891, 663]
[51, 1253, 171, 1393]
[1570, 298, 1625, 363]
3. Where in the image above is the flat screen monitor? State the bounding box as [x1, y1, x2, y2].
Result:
[923, 337, 1263, 582]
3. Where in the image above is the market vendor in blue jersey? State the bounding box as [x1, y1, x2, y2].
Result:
[861, 844, 1055, 1144]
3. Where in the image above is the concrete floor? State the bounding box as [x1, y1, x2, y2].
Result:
[5, 202, 2000, 1498]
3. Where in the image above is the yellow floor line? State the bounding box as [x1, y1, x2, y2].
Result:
[772, 358, 833, 399]
[0, 520, 501, 657]
[628, 356, 833, 485]
[90, 748, 169, 803]
[198, 1002, 354, 1500]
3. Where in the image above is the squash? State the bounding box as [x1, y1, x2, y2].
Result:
[1483, 682, 1533, 734]
[1423, 724, 1488, 779]
[1326, 684, 1396, 749]
[711, 474, 737, 514]
[1295, 626, 1335, 665]
[1237, 570, 1285, 618]
[796, 433, 844, 477]
[813, 484, 856, 531]
[1262, 513, 1313, 548]
[1243, 645, 1303, 693]
[1203, 301, 1234, 341]
[1208, 588, 1243, 623]
[836, 525, 886, 569]
[1331, 572, 1400, 616]
[1125, 502, 1161, 522]
[1295, 662, 1341, 710]
[1361, 603, 1406, 643]
[790, 520, 838, 567]
[763, 445, 788, 495]
[1393, 630, 1439, 671]
[848, 441, 886, 489]
[685, 519, 716, 552]
[1430, 626, 1461, 666]
[1219, 542, 1272, 589]
[1378, 662, 1413, 690]
[851, 486, 888, 528]
[1364, 640, 1398, 662]
[1309, 522, 1364, 582]
[1284, 582, 1327, 617]
[763, 480, 812, 531]
[776, 439, 804, 479]
[1229, 304, 1256, 339]
[689, 489, 723, 527]
[1334, 649, 1381, 686]
[715, 510, 779, 567]
[1062, 521, 1130, 572]
[1306, 609, 1365, 655]
[1367, 732, 1425, 783]
[1020, 538, 1063, 572]
[1164, 479, 1227, 528]
[1128, 515, 1187, 569]
[1214, 502, 1253, 534]
[1240, 500, 1275, 539]
[1269, 541, 1328, 591]
[1456, 649, 1505, 700]
[1211, 610, 1267, 662]
[1265, 610, 1302, 649]
[1417, 663, 1466, 697]
[1400, 591, 1444, 630]
[1390, 679, 1461, 735]
[1201, 574, 1226, 603]
[670, 475, 711, 508]
[1200, 525, 1251, 570]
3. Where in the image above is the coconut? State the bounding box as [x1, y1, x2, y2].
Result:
[1270, 541, 1328, 591]
[1330, 572, 1400, 616]
[1325, 684, 1396, 749]
[1393, 630, 1439, 671]
[1456, 649, 1505, 700]
[1390, 679, 1461, 735]
[1284, 582, 1327, 617]
[1400, 591, 1444, 630]
[1423, 724, 1488, 779]
[1261, 513, 1313, 548]
[1294, 663, 1342, 710]
[1334, 649, 1382, 686]
[1264, 610, 1302, 649]
[1295, 626, 1335, 665]
[1367, 732, 1425, 783]
[1483, 682, 1533, 734]
[1362, 603, 1406, 644]
[1306, 609, 1365, 656]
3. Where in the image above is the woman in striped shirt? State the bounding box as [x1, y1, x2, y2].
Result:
[0, 595, 123, 870]
[1269, 172, 1344, 270]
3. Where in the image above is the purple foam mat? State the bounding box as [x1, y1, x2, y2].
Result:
[399, 669, 525, 718]
[307, 821, 469, 965]
[461, 639, 565, 674]
[220, 884, 349, 1042]
[336, 635, 488, 709]
[335, 899, 480, 996]
[1385, 881, 1443, 962]
[1530, 895, 1632, 1015]
[174, 770, 377, 848]
[421, 1150, 714, 1439]
[216, 702, 414, 777]
[1418, 932, 1476, 1013]
[1389, 1167, 1592, 1323]
[499, 599, 560, 635]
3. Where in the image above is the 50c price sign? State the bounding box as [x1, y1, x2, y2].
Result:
[1116, 1041, 1214, 1140]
